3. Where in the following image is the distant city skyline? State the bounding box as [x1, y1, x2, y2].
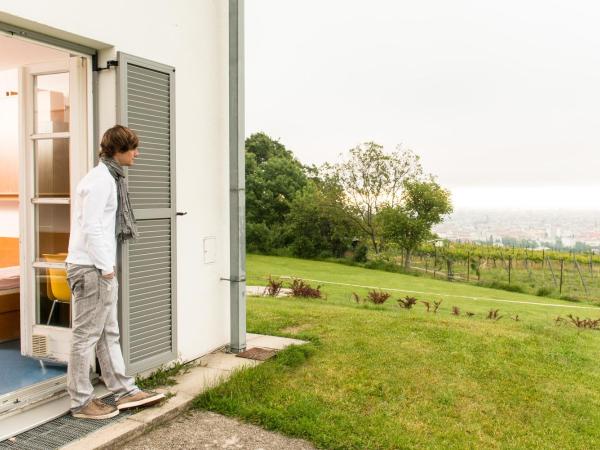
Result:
[246, 0, 600, 210]
[434, 208, 600, 249]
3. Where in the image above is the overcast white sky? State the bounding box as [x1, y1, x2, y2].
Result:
[245, 0, 600, 209]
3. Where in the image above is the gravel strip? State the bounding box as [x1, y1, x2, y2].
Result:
[120, 410, 316, 450]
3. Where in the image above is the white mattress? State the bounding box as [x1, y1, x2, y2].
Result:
[0, 266, 19, 292]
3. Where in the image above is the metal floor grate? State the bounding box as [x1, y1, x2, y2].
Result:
[0, 396, 132, 450]
[236, 347, 278, 361]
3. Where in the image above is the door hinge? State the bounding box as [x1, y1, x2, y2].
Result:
[93, 59, 119, 72]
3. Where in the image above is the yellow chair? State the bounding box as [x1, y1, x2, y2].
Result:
[43, 253, 71, 326]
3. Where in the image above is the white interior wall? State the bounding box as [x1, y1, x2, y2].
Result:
[0, 200, 18, 237]
[0, 69, 19, 237]
[0, 0, 232, 360]
[0, 34, 68, 70]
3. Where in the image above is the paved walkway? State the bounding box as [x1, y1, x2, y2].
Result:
[121, 410, 315, 450]
[62, 334, 308, 450]
[246, 286, 292, 297]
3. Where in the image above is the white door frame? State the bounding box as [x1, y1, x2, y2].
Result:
[0, 28, 96, 417]
[19, 56, 92, 362]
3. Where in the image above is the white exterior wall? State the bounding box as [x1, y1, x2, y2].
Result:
[0, 1, 232, 362]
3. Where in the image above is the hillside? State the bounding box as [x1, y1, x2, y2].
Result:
[195, 255, 600, 449]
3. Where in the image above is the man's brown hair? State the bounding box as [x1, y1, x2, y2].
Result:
[99, 125, 139, 158]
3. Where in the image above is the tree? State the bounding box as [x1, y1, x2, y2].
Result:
[247, 155, 307, 226]
[287, 179, 360, 258]
[379, 179, 452, 269]
[246, 131, 292, 164]
[323, 142, 422, 253]
[245, 133, 308, 252]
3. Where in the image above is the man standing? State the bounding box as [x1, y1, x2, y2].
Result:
[65, 125, 164, 419]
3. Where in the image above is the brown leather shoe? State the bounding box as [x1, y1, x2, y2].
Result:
[116, 390, 165, 410]
[72, 399, 119, 420]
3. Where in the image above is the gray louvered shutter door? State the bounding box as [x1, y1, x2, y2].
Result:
[117, 52, 177, 375]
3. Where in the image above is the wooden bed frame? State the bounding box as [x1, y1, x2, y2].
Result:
[0, 292, 19, 342]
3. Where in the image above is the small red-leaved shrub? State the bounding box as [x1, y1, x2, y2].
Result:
[290, 279, 323, 298]
[366, 290, 391, 304]
[486, 309, 503, 321]
[422, 299, 443, 313]
[397, 296, 418, 309]
[557, 314, 600, 329]
[264, 276, 284, 297]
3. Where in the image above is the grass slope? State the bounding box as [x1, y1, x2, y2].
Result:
[194, 255, 600, 449]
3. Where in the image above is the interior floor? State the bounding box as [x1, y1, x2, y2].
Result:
[0, 340, 66, 396]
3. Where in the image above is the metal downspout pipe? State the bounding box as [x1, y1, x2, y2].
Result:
[228, 0, 246, 353]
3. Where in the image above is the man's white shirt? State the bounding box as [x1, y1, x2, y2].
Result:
[66, 162, 117, 275]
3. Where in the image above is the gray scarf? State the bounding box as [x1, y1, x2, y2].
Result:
[101, 156, 139, 242]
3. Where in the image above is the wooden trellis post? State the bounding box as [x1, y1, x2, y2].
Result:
[524, 255, 532, 280]
[574, 256, 589, 296]
[467, 252, 470, 282]
[542, 250, 545, 283]
[559, 259, 564, 294]
[546, 256, 558, 288]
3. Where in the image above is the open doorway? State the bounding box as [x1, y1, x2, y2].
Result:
[0, 34, 88, 404]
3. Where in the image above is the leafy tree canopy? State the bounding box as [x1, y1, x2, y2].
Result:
[245, 132, 308, 251]
[246, 132, 294, 164]
[288, 179, 360, 258]
[322, 142, 423, 253]
[379, 179, 453, 268]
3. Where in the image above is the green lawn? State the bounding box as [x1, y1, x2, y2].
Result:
[194, 254, 600, 449]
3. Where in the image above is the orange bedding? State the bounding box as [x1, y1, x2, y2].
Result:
[0, 237, 19, 268]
